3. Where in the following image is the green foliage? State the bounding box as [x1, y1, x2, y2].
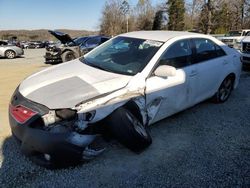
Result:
[212, 3, 231, 34]
[153, 10, 163, 30]
[167, 0, 185, 30]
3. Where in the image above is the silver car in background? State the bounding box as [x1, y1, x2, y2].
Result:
[0, 40, 24, 59]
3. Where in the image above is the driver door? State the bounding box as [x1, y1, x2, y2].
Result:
[145, 39, 198, 124]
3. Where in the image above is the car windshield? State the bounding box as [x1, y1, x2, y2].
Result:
[80, 36, 163, 76]
[73, 37, 89, 45]
[225, 31, 242, 37]
[67, 37, 89, 46]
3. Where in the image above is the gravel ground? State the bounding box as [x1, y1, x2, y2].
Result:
[0, 50, 250, 187]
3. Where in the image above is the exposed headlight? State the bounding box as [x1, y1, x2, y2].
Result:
[55, 109, 77, 120]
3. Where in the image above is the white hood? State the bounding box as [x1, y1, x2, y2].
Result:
[242, 36, 250, 43]
[19, 59, 131, 109]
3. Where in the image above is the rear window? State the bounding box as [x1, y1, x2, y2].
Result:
[193, 38, 226, 63]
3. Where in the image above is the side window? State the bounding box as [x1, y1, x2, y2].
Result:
[158, 39, 192, 68]
[86, 37, 101, 47]
[194, 38, 226, 63]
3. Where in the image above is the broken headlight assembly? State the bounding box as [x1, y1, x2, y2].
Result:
[55, 109, 96, 122]
[77, 110, 96, 121]
[42, 109, 96, 130]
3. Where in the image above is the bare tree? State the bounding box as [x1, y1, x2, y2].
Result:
[185, 0, 204, 30]
[133, 0, 155, 30]
[100, 0, 127, 36]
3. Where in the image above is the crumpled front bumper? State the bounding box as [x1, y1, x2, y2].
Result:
[44, 51, 62, 64]
[9, 89, 98, 167]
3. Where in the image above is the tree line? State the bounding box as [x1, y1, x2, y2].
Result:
[99, 0, 250, 36]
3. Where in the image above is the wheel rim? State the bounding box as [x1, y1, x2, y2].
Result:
[126, 112, 148, 138]
[218, 78, 233, 101]
[65, 53, 75, 61]
[6, 51, 15, 58]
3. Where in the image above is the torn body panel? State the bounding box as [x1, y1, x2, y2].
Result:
[75, 73, 147, 125]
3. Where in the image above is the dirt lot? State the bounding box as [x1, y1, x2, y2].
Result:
[0, 49, 250, 187]
[0, 49, 50, 137]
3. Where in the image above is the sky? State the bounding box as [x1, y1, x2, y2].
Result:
[0, 0, 163, 31]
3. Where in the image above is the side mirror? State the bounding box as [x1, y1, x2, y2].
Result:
[154, 65, 176, 78]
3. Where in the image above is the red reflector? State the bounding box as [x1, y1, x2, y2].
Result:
[9, 104, 38, 124]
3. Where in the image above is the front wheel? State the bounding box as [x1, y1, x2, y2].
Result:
[213, 76, 234, 103]
[62, 51, 76, 62]
[106, 107, 152, 152]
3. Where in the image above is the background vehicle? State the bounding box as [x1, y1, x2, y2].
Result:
[241, 32, 250, 67]
[20, 41, 29, 49]
[44, 30, 110, 64]
[28, 41, 46, 49]
[9, 31, 241, 168]
[0, 40, 9, 46]
[0, 41, 24, 59]
[220, 29, 250, 50]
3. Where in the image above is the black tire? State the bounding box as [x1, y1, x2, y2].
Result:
[5, 50, 16, 59]
[106, 107, 152, 152]
[213, 76, 234, 103]
[62, 51, 76, 62]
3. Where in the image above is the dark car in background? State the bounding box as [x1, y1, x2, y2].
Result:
[28, 41, 47, 49]
[44, 30, 110, 64]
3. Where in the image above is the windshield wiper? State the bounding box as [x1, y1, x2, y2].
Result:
[88, 63, 107, 71]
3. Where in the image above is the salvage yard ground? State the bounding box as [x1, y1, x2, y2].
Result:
[0, 49, 250, 187]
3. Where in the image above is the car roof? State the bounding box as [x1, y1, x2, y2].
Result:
[119, 31, 206, 42]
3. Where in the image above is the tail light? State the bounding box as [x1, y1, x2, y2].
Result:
[9, 104, 38, 124]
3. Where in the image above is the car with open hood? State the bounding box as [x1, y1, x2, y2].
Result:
[9, 31, 242, 168]
[44, 30, 110, 64]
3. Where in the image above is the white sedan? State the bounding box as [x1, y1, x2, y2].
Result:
[9, 31, 242, 168]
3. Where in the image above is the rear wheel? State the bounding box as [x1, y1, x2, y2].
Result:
[213, 76, 234, 103]
[5, 50, 16, 59]
[62, 51, 76, 62]
[106, 107, 152, 152]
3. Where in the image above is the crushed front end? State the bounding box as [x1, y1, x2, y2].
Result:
[44, 46, 62, 64]
[9, 88, 105, 168]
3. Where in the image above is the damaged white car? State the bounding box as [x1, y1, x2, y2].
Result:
[9, 31, 242, 168]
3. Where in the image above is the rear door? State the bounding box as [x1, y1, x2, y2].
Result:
[191, 38, 228, 104]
